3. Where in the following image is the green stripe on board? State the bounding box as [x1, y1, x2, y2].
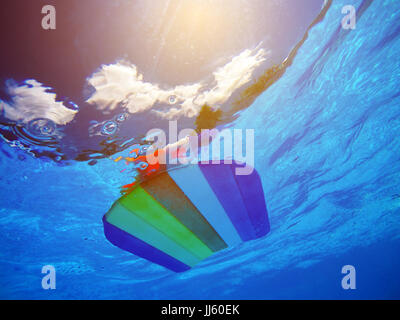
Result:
[142, 173, 227, 252]
[120, 187, 213, 260]
[105, 203, 201, 267]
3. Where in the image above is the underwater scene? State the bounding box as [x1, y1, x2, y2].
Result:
[0, 0, 399, 299]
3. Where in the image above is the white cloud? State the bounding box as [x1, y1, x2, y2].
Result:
[0, 47, 267, 131]
[0, 80, 78, 125]
[86, 47, 268, 120]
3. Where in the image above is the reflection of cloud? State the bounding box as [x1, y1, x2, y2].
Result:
[0, 80, 78, 125]
[0, 47, 266, 130]
[86, 47, 267, 120]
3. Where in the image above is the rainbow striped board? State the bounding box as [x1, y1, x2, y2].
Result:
[103, 161, 270, 272]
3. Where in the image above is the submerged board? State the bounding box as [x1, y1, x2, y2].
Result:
[103, 161, 270, 272]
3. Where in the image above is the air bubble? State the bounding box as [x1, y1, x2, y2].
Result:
[168, 95, 177, 104]
[64, 99, 79, 111]
[130, 151, 139, 159]
[27, 118, 56, 137]
[102, 121, 118, 136]
[138, 162, 149, 171]
[140, 145, 149, 154]
[115, 113, 128, 123]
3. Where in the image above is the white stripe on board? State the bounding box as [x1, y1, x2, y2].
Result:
[169, 165, 242, 246]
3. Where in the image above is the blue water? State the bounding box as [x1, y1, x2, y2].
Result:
[1, 0, 400, 299]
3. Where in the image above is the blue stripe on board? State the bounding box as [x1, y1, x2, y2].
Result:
[230, 163, 270, 238]
[103, 216, 191, 273]
[199, 163, 256, 241]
